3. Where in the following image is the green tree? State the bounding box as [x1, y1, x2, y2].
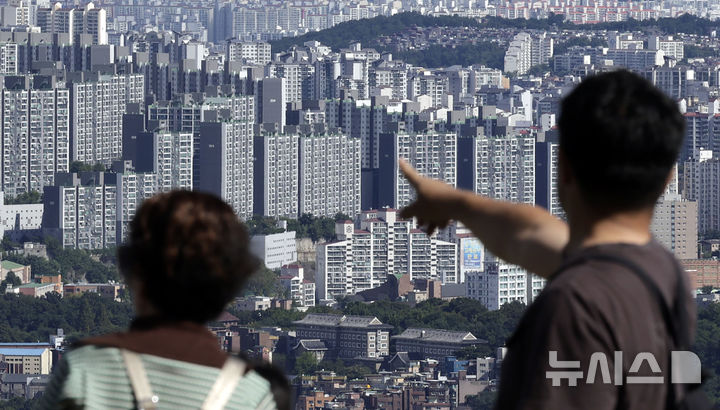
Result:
[465, 390, 497, 410]
[244, 266, 281, 297]
[295, 351, 319, 375]
[0, 271, 22, 292]
[5, 191, 42, 204]
[525, 64, 551, 77]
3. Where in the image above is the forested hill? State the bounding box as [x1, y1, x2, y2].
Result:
[270, 12, 481, 53]
[270, 12, 720, 55]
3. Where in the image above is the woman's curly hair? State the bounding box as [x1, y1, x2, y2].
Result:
[118, 190, 260, 323]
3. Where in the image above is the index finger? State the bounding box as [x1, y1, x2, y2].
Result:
[399, 158, 422, 188]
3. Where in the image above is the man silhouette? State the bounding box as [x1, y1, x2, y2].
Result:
[400, 70, 698, 409]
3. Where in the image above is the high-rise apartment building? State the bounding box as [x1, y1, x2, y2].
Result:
[648, 35, 684, 60]
[473, 135, 535, 204]
[316, 210, 457, 300]
[0, 43, 18, 75]
[42, 172, 118, 249]
[37, 2, 107, 45]
[1, 75, 69, 197]
[71, 73, 145, 164]
[504, 32, 553, 75]
[299, 133, 361, 217]
[465, 254, 534, 310]
[152, 131, 193, 192]
[685, 150, 720, 235]
[535, 135, 564, 218]
[378, 132, 457, 209]
[43, 170, 157, 248]
[651, 168, 698, 259]
[196, 112, 254, 219]
[226, 41, 271, 65]
[253, 133, 299, 218]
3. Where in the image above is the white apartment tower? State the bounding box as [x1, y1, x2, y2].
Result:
[71, 74, 145, 165]
[384, 132, 456, 209]
[299, 133, 361, 217]
[685, 150, 720, 236]
[504, 32, 553, 75]
[0, 43, 18, 75]
[1, 76, 69, 197]
[226, 41, 271, 65]
[474, 135, 535, 204]
[43, 171, 157, 248]
[196, 105, 255, 219]
[153, 131, 193, 192]
[254, 133, 299, 218]
[38, 2, 107, 45]
[316, 209, 457, 301]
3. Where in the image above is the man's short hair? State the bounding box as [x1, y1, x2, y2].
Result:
[559, 70, 685, 213]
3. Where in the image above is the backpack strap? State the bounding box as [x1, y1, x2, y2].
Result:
[560, 253, 685, 409]
[121, 349, 159, 410]
[201, 357, 247, 410]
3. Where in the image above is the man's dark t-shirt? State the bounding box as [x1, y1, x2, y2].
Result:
[496, 240, 696, 410]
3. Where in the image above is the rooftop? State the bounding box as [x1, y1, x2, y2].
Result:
[392, 328, 485, 344]
[294, 313, 390, 328]
[1, 260, 26, 270]
[0, 348, 48, 356]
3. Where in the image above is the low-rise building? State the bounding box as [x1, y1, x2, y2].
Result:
[0, 344, 52, 374]
[250, 231, 297, 270]
[293, 314, 392, 360]
[0, 260, 31, 283]
[682, 259, 720, 290]
[392, 328, 485, 359]
[235, 296, 272, 312]
[63, 283, 124, 301]
[15, 283, 60, 298]
[279, 264, 315, 307]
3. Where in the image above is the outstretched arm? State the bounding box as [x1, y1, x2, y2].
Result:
[399, 159, 569, 278]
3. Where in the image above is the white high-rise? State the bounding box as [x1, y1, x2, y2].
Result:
[474, 136, 535, 204]
[685, 150, 720, 235]
[153, 131, 193, 192]
[386, 132, 456, 209]
[196, 108, 255, 219]
[1, 77, 70, 197]
[226, 41, 271, 65]
[43, 170, 156, 249]
[299, 133, 361, 217]
[316, 209, 457, 301]
[255, 133, 299, 218]
[71, 74, 145, 165]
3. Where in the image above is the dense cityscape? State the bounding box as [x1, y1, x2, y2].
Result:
[0, 0, 717, 408]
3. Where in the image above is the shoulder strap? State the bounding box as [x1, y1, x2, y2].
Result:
[121, 349, 159, 410]
[201, 357, 247, 410]
[585, 254, 684, 347]
[572, 253, 687, 410]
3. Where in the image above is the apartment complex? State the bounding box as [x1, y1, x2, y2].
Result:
[465, 252, 544, 310]
[226, 41, 271, 65]
[70, 73, 144, 164]
[504, 32, 553, 75]
[474, 135, 535, 204]
[196, 111, 254, 219]
[37, 2, 107, 45]
[1, 75, 69, 197]
[316, 209, 457, 301]
[378, 132, 457, 209]
[298, 133, 361, 217]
